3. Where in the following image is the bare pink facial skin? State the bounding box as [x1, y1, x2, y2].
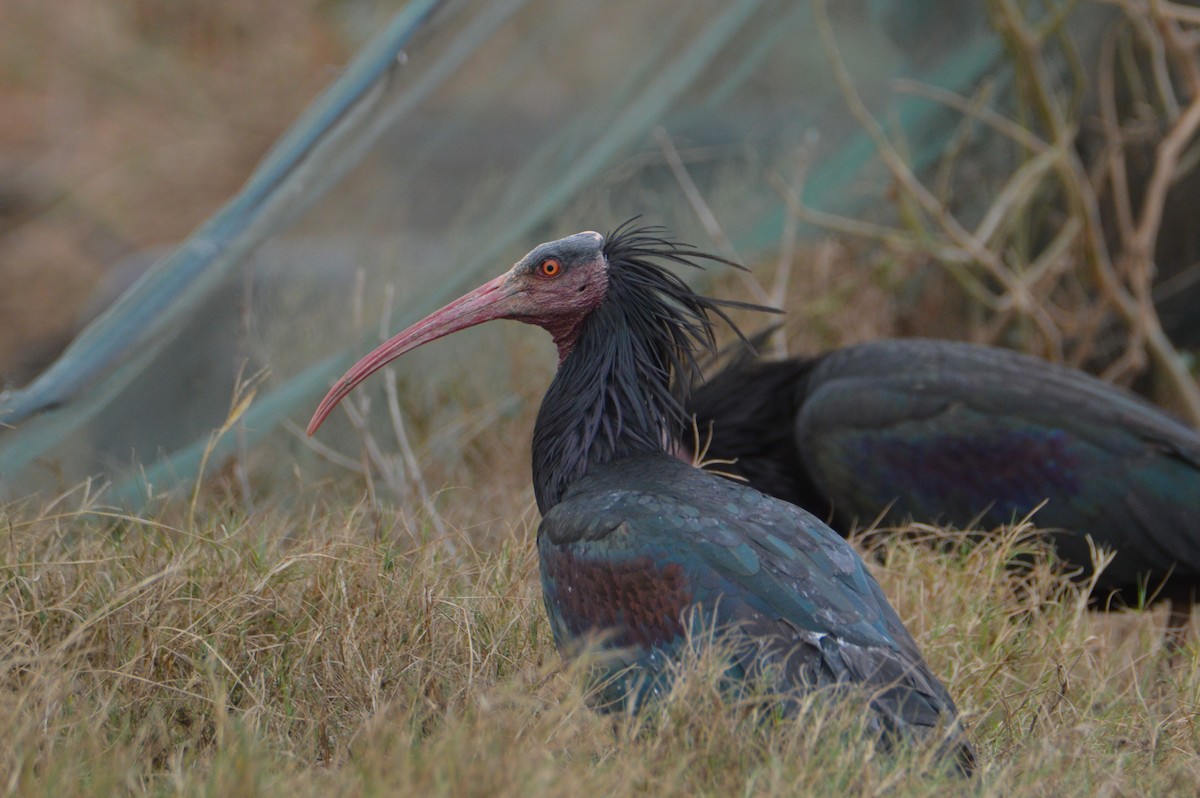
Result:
[308, 231, 610, 436]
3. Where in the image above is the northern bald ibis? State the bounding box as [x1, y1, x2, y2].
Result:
[686, 339, 1200, 627]
[307, 225, 974, 771]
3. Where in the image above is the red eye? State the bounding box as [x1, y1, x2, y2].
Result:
[540, 258, 561, 277]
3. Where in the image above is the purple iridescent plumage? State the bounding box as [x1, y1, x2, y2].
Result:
[686, 338, 1200, 616]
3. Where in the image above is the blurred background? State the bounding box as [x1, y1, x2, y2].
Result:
[1, 0, 1197, 505]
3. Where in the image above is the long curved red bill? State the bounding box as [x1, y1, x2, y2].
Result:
[308, 271, 515, 435]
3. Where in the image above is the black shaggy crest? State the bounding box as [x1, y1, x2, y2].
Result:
[531, 221, 770, 512]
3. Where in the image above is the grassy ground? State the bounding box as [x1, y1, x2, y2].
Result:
[3, 350, 1200, 795]
[2, 492, 1199, 797]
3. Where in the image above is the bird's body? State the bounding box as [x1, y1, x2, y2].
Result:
[308, 226, 973, 771]
[688, 338, 1200, 606]
[541, 454, 962, 747]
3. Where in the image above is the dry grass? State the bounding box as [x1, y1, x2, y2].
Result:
[4, 462, 1200, 796]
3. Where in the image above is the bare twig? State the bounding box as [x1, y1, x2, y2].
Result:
[654, 126, 770, 305]
[992, 0, 1200, 420]
[891, 79, 1050, 155]
[814, 0, 1063, 355]
[289, 420, 368, 473]
[1098, 28, 1137, 246]
[799, 0, 1200, 421]
[383, 365, 450, 543]
[1131, 88, 1200, 265]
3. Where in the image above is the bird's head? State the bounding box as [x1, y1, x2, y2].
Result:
[497, 230, 611, 354]
[307, 223, 765, 437]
